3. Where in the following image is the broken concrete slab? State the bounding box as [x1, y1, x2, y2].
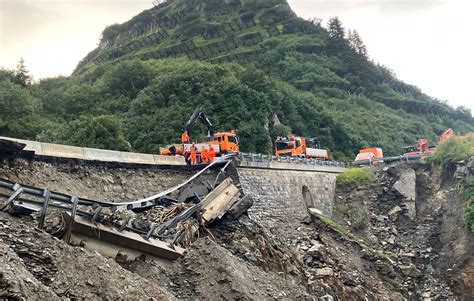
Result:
[66, 214, 184, 262]
[392, 168, 416, 201]
[392, 168, 416, 219]
[201, 178, 240, 224]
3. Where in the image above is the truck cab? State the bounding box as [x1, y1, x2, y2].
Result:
[275, 136, 305, 157]
[355, 148, 383, 165]
[211, 132, 239, 153]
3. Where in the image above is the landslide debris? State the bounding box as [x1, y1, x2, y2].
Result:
[1, 155, 473, 300]
[0, 212, 173, 300]
[130, 237, 311, 300]
[333, 162, 474, 299]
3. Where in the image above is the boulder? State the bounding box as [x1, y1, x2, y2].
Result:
[392, 168, 416, 201]
[399, 264, 422, 278]
[315, 267, 334, 277]
[388, 206, 402, 217]
[307, 243, 323, 255]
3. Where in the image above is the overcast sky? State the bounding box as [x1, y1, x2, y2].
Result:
[1, 0, 473, 110]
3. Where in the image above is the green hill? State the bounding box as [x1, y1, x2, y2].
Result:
[1, 0, 473, 160]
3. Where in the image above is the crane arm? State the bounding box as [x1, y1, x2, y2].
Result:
[185, 106, 214, 137]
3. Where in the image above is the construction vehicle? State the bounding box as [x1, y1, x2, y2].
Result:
[354, 147, 384, 164]
[274, 135, 329, 160]
[160, 106, 239, 159]
[439, 128, 454, 144]
[402, 129, 454, 156]
[402, 139, 433, 156]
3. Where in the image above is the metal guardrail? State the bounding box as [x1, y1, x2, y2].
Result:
[238, 152, 347, 168]
[0, 154, 237, 244]
[351, 153, 431, 166]
[239, 151, 431, 168]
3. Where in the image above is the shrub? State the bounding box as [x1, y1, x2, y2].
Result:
[427, 133, 474, 168]
[427, 133, 474, 232]
[336, 167, 373, 188]
[464, 176, 474, 232]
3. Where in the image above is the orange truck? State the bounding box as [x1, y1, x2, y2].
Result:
[159, 106, 239, 160]
[354, 148, 384, 164]
[439, 128, 454, 144]
[274, 135, 329, 160]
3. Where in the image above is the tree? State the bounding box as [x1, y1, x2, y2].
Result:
[326, 17, 347, 55]
[0, 68, 16, 83]
[15, 58, 32, 87]
[327, 17, 345, 39]
[348, 29, 368, 57]
[59, 115, 131, 151]
[0, 80, 41, 138]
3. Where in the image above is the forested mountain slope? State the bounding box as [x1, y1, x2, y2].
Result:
[1, 0, 473, 160]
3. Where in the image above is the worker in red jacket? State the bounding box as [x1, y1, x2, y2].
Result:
[190, 144, 197, 165]
[208, 146, 216, 162]
[201, 146, 209, 164]
[181, 131, 189, 143]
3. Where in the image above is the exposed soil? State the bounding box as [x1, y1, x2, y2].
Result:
[0, 212, 172, 299]
[1, 155, 473, 300]
[0, 156, 212, 203]
[333, 162, 474, 299]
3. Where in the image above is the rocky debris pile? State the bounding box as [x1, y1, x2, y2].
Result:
[296, 214, 406, 300]
[130, 237, 311, 300]
[453, 156, 474, 179]
[198, 214, 406, 299]
[0, 212, 172, 299]
[334, 162, 464, 299]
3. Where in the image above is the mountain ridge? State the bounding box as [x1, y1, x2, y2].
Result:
[1, 0, 473, 159]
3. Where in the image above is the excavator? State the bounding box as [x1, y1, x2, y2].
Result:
[274, 134, 329, 160]
[160, 106, 239, 158]
[402, 128, 454, 156]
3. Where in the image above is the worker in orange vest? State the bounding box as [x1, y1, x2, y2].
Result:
[190, 144, 197, 165]
[181, 131, 189, 143]
[208, 146, 216, 162]
[201, 146, 209, 164]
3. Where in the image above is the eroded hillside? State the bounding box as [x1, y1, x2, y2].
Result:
[1, 153, 472, 299]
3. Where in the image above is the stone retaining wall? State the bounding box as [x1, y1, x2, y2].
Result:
[237, 167, 337, 230]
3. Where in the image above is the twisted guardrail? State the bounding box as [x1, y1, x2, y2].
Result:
[0, 153, 237, 243]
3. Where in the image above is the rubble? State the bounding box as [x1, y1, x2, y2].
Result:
[1, 155, 473, 299]
[130, 238, 311, 300]
[334, 162, 473, 299]
[0, 213, 172, 299]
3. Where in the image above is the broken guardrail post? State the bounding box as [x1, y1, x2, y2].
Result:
[91, 205, 103, 222]
[0, 185, 24, 211]
[37, 189, 51, 229]
[146, 222, 159, 240]
[64, 196, 79, 244]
